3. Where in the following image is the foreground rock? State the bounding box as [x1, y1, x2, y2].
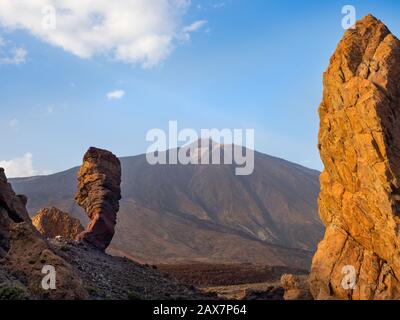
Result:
[1, 166, 209, 300]
[281, 274, 312, 300]
[5, 223, 88, 299]
[242, 286, 284, 300]
[0, 168, 30, 257]
[0, 168, 87, 299]
[32, 207, 84, 240]
[310, 15, 400, 299]
[75, 147, 121, 251]
[50, 239, 213, 300]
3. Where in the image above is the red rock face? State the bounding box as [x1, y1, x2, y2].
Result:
[0, 168, 88, 299]
[0, 169, 30, 223]
[75, 147, 121, 251]
[0, 168, 31, 257]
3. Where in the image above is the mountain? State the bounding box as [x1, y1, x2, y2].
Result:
[10, 146, 323, 269]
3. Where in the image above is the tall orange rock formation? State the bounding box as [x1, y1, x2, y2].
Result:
[310, 15, 400, 300]
[75, 147, 121, 251]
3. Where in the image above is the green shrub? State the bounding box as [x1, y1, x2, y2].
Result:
[0, 286, 27, 300]
[127, 291, 143, 300]
[60, 245, 70, 252]
[86, 286, 98, 296]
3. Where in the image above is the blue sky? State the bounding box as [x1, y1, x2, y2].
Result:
[1, 0, 400, 177]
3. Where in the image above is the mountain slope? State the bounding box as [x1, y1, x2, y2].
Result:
[10, 149, 323, 269]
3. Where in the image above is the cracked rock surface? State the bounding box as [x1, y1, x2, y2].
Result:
[32, 207, 84, 241]
[75, 147, 121, 251]
[310, 15, 400, 300]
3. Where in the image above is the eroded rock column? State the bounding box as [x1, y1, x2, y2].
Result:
[310, 15, 400, 300]
[75, 147, 121, 251]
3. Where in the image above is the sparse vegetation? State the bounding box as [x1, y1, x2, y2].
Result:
[127, 291, 143, 300]
[60, 245, 71, 252]
[86, 286, 98, 296]
[157, 263, 308, 287]
[0, 286, 27, 300]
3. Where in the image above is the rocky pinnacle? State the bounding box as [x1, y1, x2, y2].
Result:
[310, 15, 400, 299]
[75, 147, 122, 251]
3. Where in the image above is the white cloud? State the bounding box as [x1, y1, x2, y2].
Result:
[46, 106, 54, 114]
[8, 118, 18, 128]
[0, 36, 27, 65]
[212, 2, 226, 9]
[183, 20, 208, 33]
[0, 0, 202, 68]
[3, 47, 27, 65]
[182, 20, 207, 40]
[0, 153, 51, 178]
[107, 90, 125, 100]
